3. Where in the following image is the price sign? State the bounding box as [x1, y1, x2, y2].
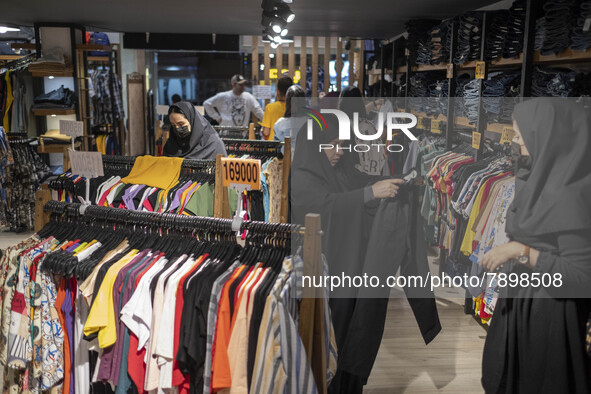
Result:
[418, 116, 430, 130]
[60, 120, 84, 137]
[68, 150, 104, 178]
[472, 132, 482, 149]
[475, 61, 486, 79]
[221, 158, 261, 190]
[446, 63, 454, 79]
[252, 85, 273, 100]
[431, 120, 442, 134]
[500, 126, 515, 144]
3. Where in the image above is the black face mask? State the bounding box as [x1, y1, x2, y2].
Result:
[511, 143, 533, 171]
[172, 125, 191, 139]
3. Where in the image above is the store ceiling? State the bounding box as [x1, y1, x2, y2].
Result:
[3, 0, 500, 39]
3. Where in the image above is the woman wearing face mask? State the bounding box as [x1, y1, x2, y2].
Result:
[163, 101, 227, 160]
[291, 115, 404, 393]
[480, 98, 591, 393]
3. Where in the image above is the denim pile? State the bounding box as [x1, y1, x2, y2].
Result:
[569, 71, 591, 96]
[406, 19, 441, 65]
[461, 79, 481, 123]
[482, 71, 521, 123]
[486, 10, 510, 60]
[454, 74, 472, 116]
[532, 66, 576, 96]
[503, 0, 527, 58]
[33, 85, 76, 110]
[534, 0, 577, 55]
[427, 79, 449, 116]
[454, 12, 483, 64]
[571, 1, 591, 50]
[429, 21, 451, 64]
[408, 72, 445, 113]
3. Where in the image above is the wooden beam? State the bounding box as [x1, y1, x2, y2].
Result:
[264, 42, 271, 107]
[336, 38, 343, 91]
[214, 154, 230, 218]
[358, 39, 365, 90]
[348, 40, 356, 86]
[300, 36, 307, 89]
[277, 44, 283, 76]
[288, 42, 295, 80]
[312, 36, 319, 97]
[324, 37, 330, 93]
[251, 36, 259, 85]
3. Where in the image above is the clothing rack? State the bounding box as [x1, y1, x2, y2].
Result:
[215, 123, 256, 140]
[42, 200, 328, 392]
[2, 53, 36, 71]
[100, 155, 217, 177]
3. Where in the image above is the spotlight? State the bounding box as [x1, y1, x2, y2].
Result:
[275, 3, 295, 23]
[271, 42, 279, 49]
[280, 28, 288, 37]
[280, 36, 294, 43]
[272, 20, 285, 34]
[0, 26, 20, 34]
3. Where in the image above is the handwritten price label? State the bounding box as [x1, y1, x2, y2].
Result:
[500, 126, 515, 144]
[221, 158, 261, 190]
[418, 117, 430, 130]
[60, 120, 84, 137]
[68, 150, 104, 178]
[446, 63, 454, 79]
[472, 132, 482, 149]
[431, 120, 442, 134]
[475, 61, 486, 79]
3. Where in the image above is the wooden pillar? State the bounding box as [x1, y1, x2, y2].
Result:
[312, 36, 319, 97]
[280, 137, 291, 223]
[251, 36, 259, 85]
[288, 42, 295, 79]
[300, 37, 307, 89]
[264, 42, 271, 107]
[249, 123, 255, 140]
[336, 38, 343, 91]
[214, 154, 230, 218]
[277, 44, 283, 76]
[324, 37, 330, 93]
[34, 184, 52, 232]
[348, 40, 356, 86]
[357, 39, 365, 90]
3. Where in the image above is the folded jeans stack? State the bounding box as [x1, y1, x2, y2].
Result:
[532, 66, 576, 96]
[569, 71, 591, 96]
[406, 19, 441, 65]
[571, 1, 591, 50]
[33, 85, 76, 110]
[503, 0, 527, 58]
[454, 12, 483, 64]
[429, 20, 451, 65]
[486, 10, 510, 61]
[534, 0, 577, 55]
[462, 79, 481, 123]
[482, 71, 521, 123]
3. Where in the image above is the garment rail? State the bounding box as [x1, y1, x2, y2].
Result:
[41, 200, 329, 393]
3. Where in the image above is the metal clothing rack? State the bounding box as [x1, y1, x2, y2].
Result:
[40, 200, 327, 391]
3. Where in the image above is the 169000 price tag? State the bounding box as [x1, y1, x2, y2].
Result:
[221, 158, 261, 190]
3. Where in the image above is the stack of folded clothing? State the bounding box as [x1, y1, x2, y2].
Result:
[454, 74, 472, 117]
[532, 66, 576, 96]
[569, 71, 591, 96]
[429, 20, 451, 64]
[503, 0, 527, 58]
[571, 0, 591, 50]
[486, 10, 510, 60]
[534, 0, 577, 55]
[427, 79, 448, 117]
[461, 79, 481, 123]
[454, 12, 483, 65]
[406, 19, 440, 65]
[482, 71, 521, 123]
[28, 47, 73, 75]
[33, 85, 76, 110]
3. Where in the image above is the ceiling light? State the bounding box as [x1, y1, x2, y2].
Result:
[262, 34, 274, 43]
[270, 53, 275, 58]
[272, 21, 285, 34]
[166, 66, 181, 71]
[0, 26, 20, 34]
[280, 28, 288, 37]
[48, 76, 55, 79]
[271, 42, 279, 49]
[275, 3, 295, 23]
[272, 35, 282, 43]
[280, 36, 294, 43]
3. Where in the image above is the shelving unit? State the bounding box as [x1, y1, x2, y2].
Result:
[33, 108, 76, 116]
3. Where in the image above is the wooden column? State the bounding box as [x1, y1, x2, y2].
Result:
[34, 184, 52, 232]
[348, 40, 356, 86]
[324, 37, 330, 93]
[280, 137, 291, 223]
[357, 39, 365, 90]
[249, 123, 256, 140]
[336, 38, 343, 91]
[214, 154, 230, 218]
[277, 44, 283, 76]
[288, 42, 295, 79]
[300, 36, 307, 89]
[264, 42, 271, 107]
[251, 36, 259, 85]
[312, 36, 319, 97]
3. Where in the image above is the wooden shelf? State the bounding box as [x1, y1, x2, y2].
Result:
[77, 44, 112, 52]
[535, 47, 591, 64]
[11, 43, 36, 50]
[409, 110, 508, 134]
[0, 55, 25, 61]
[30, 69, 74, 77]
[33, 108, 76, 116]
[87, 56, 110, 62]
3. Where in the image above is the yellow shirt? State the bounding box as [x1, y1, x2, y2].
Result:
[83, 249, 138, 348]
[121, 156, 183, 191]
[261, 101, 285, 140]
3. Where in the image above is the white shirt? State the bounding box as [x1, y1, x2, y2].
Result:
[273, 116, 307, 158]
[204, 90, 264, 127]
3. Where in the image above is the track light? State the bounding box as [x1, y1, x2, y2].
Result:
[272, 19, 285, 34]
[280, 28, 288, 37]
[275, 3, 295, 23]
[271, 42, 279, 49]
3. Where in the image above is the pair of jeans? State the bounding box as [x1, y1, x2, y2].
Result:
[535, 0, 577, 55]
[454, 13, 483, 64]
[503, 0, 526, 58]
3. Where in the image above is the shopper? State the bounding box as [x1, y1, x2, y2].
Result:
[480, 98, 591, 393]
[163, 101, 227, 160]
[290, 115, 405, 394]
[171, 94, 181, 104]
[261, 76, 292, 140]
[273, 84, 307, 156]
[203, 74, 264, 128]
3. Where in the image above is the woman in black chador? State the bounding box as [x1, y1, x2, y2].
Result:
[480, 98, 591, 393]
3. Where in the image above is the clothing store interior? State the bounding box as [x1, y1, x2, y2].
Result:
[2, 0, 591, 392]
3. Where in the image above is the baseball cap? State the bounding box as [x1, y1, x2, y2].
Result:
[231, 74, 248, 84]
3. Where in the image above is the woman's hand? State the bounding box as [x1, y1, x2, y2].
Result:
[480, 242, 523, 272]
[372, 179, 405, 199]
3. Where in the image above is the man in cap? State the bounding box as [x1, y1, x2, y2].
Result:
[204, 74, 264, 127]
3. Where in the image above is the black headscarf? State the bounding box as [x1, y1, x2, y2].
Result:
[506, 98, 591, 237]
[163, 101, 227, 160]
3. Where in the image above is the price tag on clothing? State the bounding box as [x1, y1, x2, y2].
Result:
[472, 132, 482, 149]
[60, 120, 84, 137]
[475, 61, 486, 79]
[252, 85, 273, 100]
[500, 127, 515, 144]
[68, 150, 104, 178]
[221, 158, 261, 190]
[446, 63, 454, 79]
[431, 120, 442, 134]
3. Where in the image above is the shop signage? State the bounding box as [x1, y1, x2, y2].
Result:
[252, 85, 273, 100]
[60, 120, 84, 137]
[475, 61, 486, 79]
[472, 131, 482, 149]
[221, 158, 261, 190]
[269, 68, 301, 83]
[69, 150, 104, 178]
[500, 126, 515, 144]
[418, 116, 430, 130]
